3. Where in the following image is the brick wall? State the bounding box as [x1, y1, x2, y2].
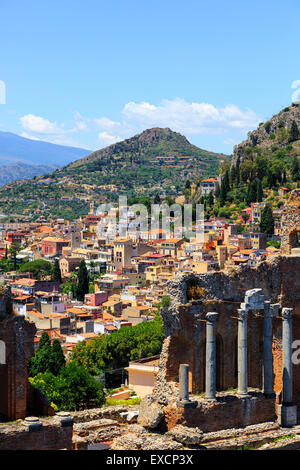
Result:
[0, 419, 73, 450]
[164, 394, 276, 433]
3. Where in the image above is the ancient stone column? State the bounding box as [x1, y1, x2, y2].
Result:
[282, 308, 293, 404]
[179, 364, 190, 403]
[263, 301, 276, 397]
[237, 309, 250, 398]
[177, 364, 197, 408]
[278, 307, 297, 427]
[205, 312, 219, 400]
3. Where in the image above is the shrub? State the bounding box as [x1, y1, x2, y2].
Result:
[29, 363, 105, 411]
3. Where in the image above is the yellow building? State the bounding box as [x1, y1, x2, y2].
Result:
[113, 238, 133, 270]
[125, 355, 160, 398]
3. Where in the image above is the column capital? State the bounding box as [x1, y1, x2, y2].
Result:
[270, 303, 281, 317]
[264, 301, 279, 318]
[282, 307, 293, 320]
[206, 312, 219, 322]
[245, 288, 262, 297]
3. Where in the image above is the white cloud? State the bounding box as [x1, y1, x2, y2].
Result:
[98, 131, 122, 146]
[19, 98, 261, 152]
[122, 98, 260, 135]
[20, 113, 86, 147]
[20, 114, 65, 135]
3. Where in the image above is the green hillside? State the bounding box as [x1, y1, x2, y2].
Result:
[0, 127, 227, 221]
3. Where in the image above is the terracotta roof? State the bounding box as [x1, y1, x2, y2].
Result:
[105, 325, 117, 331]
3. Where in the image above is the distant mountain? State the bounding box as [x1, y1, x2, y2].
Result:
[0, 127, 228, 220]
[0, 162, 59, 187]
[68, 127, 219, 169]
[0, 131, 90, 167]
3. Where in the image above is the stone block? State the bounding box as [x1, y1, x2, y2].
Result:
[278, 404, 297, 427]
[23, 416, 43, 432]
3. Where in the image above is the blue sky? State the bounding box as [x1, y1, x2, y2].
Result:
[0, 0, 300, 155]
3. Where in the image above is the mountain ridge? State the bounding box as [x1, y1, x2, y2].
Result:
[0, 127, 226, 220]
[232, 103, 300, 166]
[0, 131, 90, 167]
[67, 127, 219, 170]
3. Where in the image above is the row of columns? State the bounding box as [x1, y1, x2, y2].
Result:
[178, 289, 296, 425]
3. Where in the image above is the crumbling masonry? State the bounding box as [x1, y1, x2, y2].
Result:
[149, 254, 300, 431]
[147, 190, 300, 431]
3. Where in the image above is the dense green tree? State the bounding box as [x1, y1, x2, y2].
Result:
[289, 120, 299, 142]
[260, 205, 274, 234]
[291, 156, 300, 181]
[29, 363, 105, 411]
[153, 193, 161, 204]
[71, 318, 164, 375]
[52, 259, 62, 283]
[246, 181, 257, 205]
[240, 160, 254, 183]
[10, 242, 20, 271]
[264, 121, 271, 133]
[76, 259, 89, 301]
[49, 339, 66, 375]
[241, 212, 250, 224]
[19, 259, 53, 280]
[219, 170, 230, 205]
[256, 179, 263, 202]
[236, 156, 241, 185]
[253, 155, 268, 180]
[28, 332, 52, 377]
[29, 332, 67, 377]
[207, 192, 214, 207]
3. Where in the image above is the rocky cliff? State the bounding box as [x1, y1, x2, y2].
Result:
[232, 102, 300, 165]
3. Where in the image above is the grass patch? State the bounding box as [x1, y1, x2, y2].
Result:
[105, 397, 141, 407]
[273, 434, 295, 442]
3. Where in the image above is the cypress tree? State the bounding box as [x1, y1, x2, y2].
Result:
[154, 193, 161, 204]
[246, 181, 257, 205]
[256, 179, 263, 202]
[230, 165, 237, 185]
[291, 156, 300, 181]
[76, 259, 89, 301]
[52, 259, 62, 283]
[28, 332, 52, 377]
[236, 156, 241, 185]
[219, 170, 230, 206]
[260, 205, 274, 234]
[223, 170, 230, 193]
[289, 120, 299, 142]
[219, 181, 227, 206]
[49, 339, 66, 375]
[37, 331, 51, 351]
[207, 192, 214, 207]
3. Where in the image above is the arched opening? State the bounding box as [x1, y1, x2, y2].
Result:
[289, 229, 300, 254]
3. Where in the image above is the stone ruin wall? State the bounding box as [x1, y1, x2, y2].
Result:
[154, 255, 300, 406]
[280, 189, 300, 254]
[0, 288, 54, 421]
